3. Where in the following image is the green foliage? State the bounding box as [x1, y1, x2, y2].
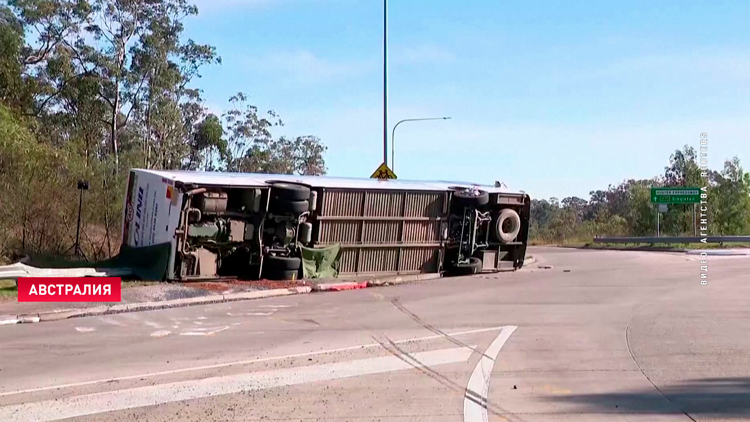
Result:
[710, 157, 750, 235]
[531, 147, 750, 244]
[0, 0, 327, 261]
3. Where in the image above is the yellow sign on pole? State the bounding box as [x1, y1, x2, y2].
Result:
[370, 162, 397, 180]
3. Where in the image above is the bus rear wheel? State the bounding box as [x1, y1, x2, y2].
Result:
[450, 257, 482, 275]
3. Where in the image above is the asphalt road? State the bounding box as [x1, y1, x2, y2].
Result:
[0, 247, 749, 422]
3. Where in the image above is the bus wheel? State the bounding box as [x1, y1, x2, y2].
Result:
[452, 257, 482, 275]
[270, 199, 309, 214]
[265, 255, 302, 270]
[494, 208, 521, 243]
[452, 189, 489, 208]
[265, 269, 300, 280]
[269, 182, 311, 201]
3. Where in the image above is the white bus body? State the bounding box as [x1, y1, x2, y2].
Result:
[122, 169, 530, 281]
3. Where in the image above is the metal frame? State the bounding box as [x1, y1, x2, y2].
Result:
[315, 188, 447, 275]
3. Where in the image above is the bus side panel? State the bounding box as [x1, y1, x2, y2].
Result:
[515, 194, 531, 268]
[121, 170, 138, 247]
[123, 170, 172, 248]
[165, 186, 183, 281]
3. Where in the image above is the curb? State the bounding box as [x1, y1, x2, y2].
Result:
[1, 286, 312, 326]
[1, 256, 537, 326]
[555, 245, 688, 253]
[365, 273, 442, 287]
[0, 316, 20, 325]
[312, 281, 368, 292]
[686, 249, 750, 256]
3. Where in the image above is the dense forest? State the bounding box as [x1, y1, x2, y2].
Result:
[0, 1, 748, 262]
[530, 146, 750, 244]
[0, 0, 327, 261]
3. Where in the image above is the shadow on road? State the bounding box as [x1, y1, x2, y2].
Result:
[544, 377, 750, 418]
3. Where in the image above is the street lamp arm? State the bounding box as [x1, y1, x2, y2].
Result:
[391, 117, 451, 171]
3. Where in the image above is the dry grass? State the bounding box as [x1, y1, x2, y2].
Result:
[540, 242, 750, 250]
[0, 279, 17, 299]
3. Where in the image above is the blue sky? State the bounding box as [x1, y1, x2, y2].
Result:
[184, 0, 750, 200]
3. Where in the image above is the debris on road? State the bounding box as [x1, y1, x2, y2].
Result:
[0, 262, 132, 281]
[312, 281, 368, 292]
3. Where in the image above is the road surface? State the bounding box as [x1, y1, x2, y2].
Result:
[0, 247, 748, 421]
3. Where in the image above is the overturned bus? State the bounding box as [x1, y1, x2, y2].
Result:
[121, 169, 530, 281]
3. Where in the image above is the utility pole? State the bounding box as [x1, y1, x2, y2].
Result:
[382, 0, 388, 165]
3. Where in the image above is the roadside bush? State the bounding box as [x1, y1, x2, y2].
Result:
[0, 105, 125, 261]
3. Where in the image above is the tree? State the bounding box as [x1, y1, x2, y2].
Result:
[186, 113, 225, 170]
[0, 5, 34, 112]
[561, 196, 587, 222]
[0, 1, 327, 261]
[665, 145, 702, 187]
[660, 145, 703, 235]
[711, 157, 750, 235]
[223, 93, 327, 175]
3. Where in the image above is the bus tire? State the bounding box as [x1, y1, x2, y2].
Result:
[270, 199, 309, 214]
[495, 208, 521, 243]
[269, 183, 311, 201]
[453, 257, 482, 275]
[265, 269, 300, 280]
[452, 189, 489, 208]
[265, 255, 301, 270]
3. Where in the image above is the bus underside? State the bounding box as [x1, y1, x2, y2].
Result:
[171, 181, 530, 281]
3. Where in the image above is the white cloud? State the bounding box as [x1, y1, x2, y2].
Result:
[193, 0, 284, 12]
[392, 44, 456, 65]
[242, 50, 374, 85]
[203, 102, 225, 117]
[193, 0, 328, 14]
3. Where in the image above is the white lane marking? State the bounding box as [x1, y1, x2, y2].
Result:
[74, 327, 95, 333]
[196, 316, 207, 320]
[150, 330, 171, 338]
[463, 325, 517, 422]
[0, 326, 507, 397]
[98, 317, 124, 327]
[179, 326, 229, 336]
[226, 311, 274, 316]
[143, 321, 162, 329]
[258, 305, 293, 308]
[0, 346, 472, 422]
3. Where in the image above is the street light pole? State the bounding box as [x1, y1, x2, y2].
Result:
[391, 117, 451, 171]
[382, 0, 388, 165]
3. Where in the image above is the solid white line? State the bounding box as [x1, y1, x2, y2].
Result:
[0, 326, 506, 398]
[0, 346, 473, 422]
[463, 325, 518, 422]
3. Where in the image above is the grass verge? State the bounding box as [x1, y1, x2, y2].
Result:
[531, 241, 750, 250]
[0, 279, 17, 299]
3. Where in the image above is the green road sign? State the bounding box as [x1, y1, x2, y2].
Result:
[651, 187, 701, 204]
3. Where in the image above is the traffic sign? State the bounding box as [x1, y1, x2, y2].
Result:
[651, 187, 700, 204]
[370, 162, 397, 180]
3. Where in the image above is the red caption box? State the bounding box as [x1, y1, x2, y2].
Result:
[17, 278, 122, 302]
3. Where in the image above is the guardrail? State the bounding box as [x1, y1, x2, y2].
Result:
[593, 236, 750, 244]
